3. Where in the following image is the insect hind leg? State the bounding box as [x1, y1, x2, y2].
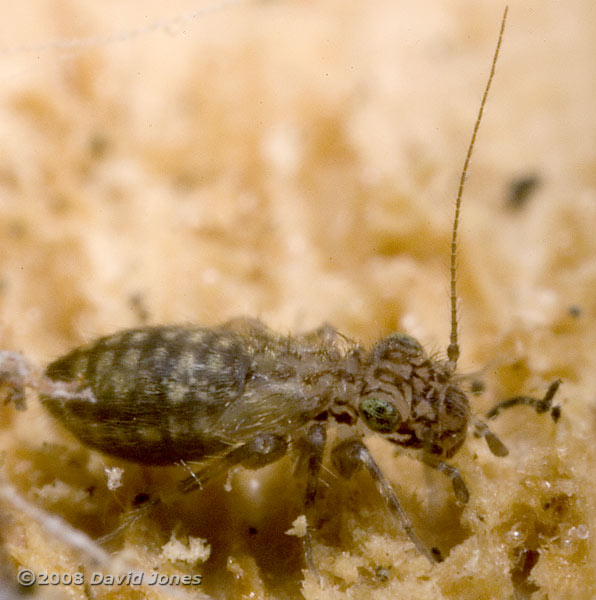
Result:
[99, 435, 289, 547]
[331, 438, 437, 564]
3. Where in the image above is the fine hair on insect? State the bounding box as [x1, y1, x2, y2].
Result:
[0, 4, 562, 579]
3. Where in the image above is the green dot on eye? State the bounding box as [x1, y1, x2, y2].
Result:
[359, 396, 399, 433]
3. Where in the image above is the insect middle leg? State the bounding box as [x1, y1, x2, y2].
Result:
[331, 438, 437, 563]
[293, 423, 327, 574]
[178, 428, 328, 575]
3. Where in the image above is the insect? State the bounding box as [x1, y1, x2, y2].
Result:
[0, 6, 560, 575]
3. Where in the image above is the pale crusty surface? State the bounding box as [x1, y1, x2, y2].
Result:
[0, 1, 595, 599]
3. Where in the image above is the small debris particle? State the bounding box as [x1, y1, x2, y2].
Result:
[285, 515, 308, 538]
[507, 174, 541, 210]
[105, 466, 124, 491]
[160, 532, 211, 565]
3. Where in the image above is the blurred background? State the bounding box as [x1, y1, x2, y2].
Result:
[0, 0, 594, 370]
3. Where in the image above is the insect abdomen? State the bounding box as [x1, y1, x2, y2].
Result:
[41, 326, 252, 464]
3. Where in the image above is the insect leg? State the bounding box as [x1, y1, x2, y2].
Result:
[472, 417, 510, 457]
[331, 438, 437, 563]
[294, 424, 327, 507]
[486, 379, 562, 422]
[419, 454, 469, 504]
[96, 496, 161, 545]
[178, 433, 288, 494]
[101, 436, 288, 547]
[293, 424, 327, 574]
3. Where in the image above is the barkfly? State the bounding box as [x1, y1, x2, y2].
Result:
[0, 5, 559, 573]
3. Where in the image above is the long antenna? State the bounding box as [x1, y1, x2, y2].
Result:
[447, 6, 508, 370]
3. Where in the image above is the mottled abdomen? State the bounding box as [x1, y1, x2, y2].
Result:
[42, 326, 252, 464]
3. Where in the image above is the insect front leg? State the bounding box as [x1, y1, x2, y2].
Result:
[472, 416, 510, 457]
[419, 453, 469, 504]
[472, 380, 562, 457]
[486, 379, 562, 422]
[178, 433, 288, 495]
[293, 423, 327, 574]
[331, 438, 437, 563]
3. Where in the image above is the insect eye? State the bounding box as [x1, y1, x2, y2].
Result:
[359, 395, 400, 433]
[389, 333, 422, 352]
[371, 332, 425, 362]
